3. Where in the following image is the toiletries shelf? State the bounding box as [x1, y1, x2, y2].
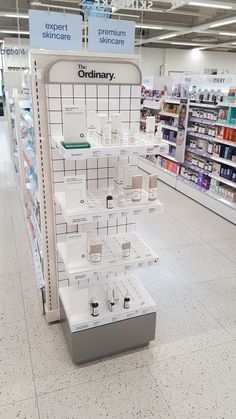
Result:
[189, 117, 216, 126]
[158, 153, 178, 163]
[159, 111, 179, 118]
[211, 155, 236, 169]
[53, 136, 168, 160]
[217, 102, 236, 108]
[185, 146, 212, 159]
[57, 233, 159, 286]
[55, 189, 163, 225]
[164, 98, 180, 105]
[213, 138, 236, 148]
[177, 175, 207, 193]
[206, 190, 236, 210]
[161, 124, 178, 132]
[183, 161, 210, 176]
[209, 173, 236, 189]
[188, 131, 215, 142]
[162, 139, 177, 147]
[189, 103, 218, 109]
[216, 121, 236, 129]
[59, 275, 157, 332]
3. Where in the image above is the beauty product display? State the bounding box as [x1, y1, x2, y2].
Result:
[102, 124, 111, 146]
[96, 114, 108, 143]
[87, 111, 96, 140]
[148, 174, 158, 201]
[111, 113, 122, 145]
[131, 175, 143, 202]
[65, 175, 86, 210]
[106, 192, 114, 209]
[146, 116, 155, 135]
[63, 105, 86, 143]
[122, 242, 131, 258]
[124, 291, 131, 309]
[118, 188, 126, 207]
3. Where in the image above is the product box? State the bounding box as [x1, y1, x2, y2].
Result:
[213, 144, 221, 157]
[67, 232, 87, 269]
[63, 106, 86, 143]
[212, 162, 221, 175]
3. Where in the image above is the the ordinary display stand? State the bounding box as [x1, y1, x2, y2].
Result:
[30, 50, 167, 363]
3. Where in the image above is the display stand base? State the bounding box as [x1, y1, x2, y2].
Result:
[60, 298, 156, 365]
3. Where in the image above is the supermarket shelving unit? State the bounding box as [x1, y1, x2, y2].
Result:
[28, 50, 168, 363]
[139, 99, 236, 224]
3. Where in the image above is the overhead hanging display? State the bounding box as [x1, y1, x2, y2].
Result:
[29, 10, 82, 51]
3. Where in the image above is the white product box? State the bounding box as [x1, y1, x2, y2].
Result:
[63, 105, 86, 143]
[67, 232, 87, 269]
[65, 175, 87, 211]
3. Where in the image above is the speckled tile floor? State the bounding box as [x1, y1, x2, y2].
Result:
[1, 119, 236, 419]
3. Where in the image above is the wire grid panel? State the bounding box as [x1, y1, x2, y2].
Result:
[46, 82, 141, 287]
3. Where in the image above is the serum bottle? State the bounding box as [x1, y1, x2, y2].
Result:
[148, 174, 158, 201]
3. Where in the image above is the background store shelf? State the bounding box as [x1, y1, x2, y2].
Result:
[209, 173, 236, 189]
[211, 155, 236, 169]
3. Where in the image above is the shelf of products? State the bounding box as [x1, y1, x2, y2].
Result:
[55, 188, 163, 225]
[209, 173, 236, 189]
[59, 274, 156, 332]
[159, 111, 179, 118]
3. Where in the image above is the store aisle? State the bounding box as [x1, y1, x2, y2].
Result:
[1, 118, 236, 419]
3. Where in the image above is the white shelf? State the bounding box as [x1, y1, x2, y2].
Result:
[188, 131, 215, 142]
[190, 102, 218, 109]
[216, 121, 236, 129]
[184, 161, 210, 176]
[160, 111, 179, 118]
[55, 188, 163, 225]
[138, 157, 178, 189]
[158, 153, 178, 163]
[163, 98, 180, 105]
[189, 116, 216, 126]
[211, 155, 236, 169]
[206, 191, 236, 210]
[186, 146, 212, 159]
[57, 233, 159, 286]
[209, 173, 236, 189]
[217, 102, 236, 108]
[162, 139, 177, 147]
[177, 175, 207, 193]
[213, 138, 236, 148]
[59, 275, 157, 333]
[53, 136, 169, 160]
[141, 100, 161, 110]
[161, 124, 178, 132]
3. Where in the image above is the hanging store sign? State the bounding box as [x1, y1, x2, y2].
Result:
[88, 17, 135, 54]
[29, 10, 82, 51]
[46, 59, 141, 84]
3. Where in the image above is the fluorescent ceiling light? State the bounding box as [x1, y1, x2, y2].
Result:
[136, 24, 163, 30]
[232, 42, 236, 45]
[219, 31, 236, 36]
[188, 1, 232, 9]
[4, 14, 29, 19]
[210, 19, 236, 28]
[171, 41, 202, 46]
[0, 30, 29, 34]
[158, 33, 177, 40]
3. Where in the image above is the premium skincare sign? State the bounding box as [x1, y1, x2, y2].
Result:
[88, 17, 135, 54]
[29, 10, 82, 51]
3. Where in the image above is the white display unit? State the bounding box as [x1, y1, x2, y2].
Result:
[29, 50, 165, 363]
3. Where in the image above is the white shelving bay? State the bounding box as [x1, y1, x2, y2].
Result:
[28, 50, 166, 363]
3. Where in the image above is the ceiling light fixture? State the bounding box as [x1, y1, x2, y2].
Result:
[0, 30, 29, 34]
[171, 41, 202, 46]
[4, 14, 29, 19]
[219, 31, 236, 36]
[210, 19, 236, 28]
[158, 33, 177, 40]
[135, 24, 163, 30]
[188, 2, 232, 9]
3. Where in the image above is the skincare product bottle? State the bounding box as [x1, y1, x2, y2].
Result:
[88, 239, 102, 263]
[90, 299, 99, 317]
[109, 296, 115, 312]
[118, 188, 126, 207]
[122, 242, 131, 258]
[106, 192, 114, 209]
[131, 174, 143, 202]
[111, 113, 122, 145]
[96, 114, 108, 144]
[146, 116, 156, 137]
[124, 291, 131, 309]
[113, 286, 119, 303]
[148, 174, 158, 201]
[129, 123, 137, 145]
[87, 111, 96, 141]
[102, 124, 111, 146]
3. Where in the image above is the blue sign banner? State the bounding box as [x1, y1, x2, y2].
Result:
[88, 17, 135, 54]
[29, 10, 82, 51]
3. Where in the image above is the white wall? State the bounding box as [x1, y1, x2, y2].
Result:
[135, 47, 166, 78]
[165, 48, 236, 75]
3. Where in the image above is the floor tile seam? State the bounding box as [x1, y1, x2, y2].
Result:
[18, 271, 41, 418]
[189, 274, 236, 287]
[0, 396, 38, 410]
[143, 337, 236, 369]
[34, 363, 148, 399]
[205, 241, 236, 266]
[146, 363, 177, 419]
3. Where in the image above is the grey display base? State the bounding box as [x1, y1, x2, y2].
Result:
[60, 298, 156, 365]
